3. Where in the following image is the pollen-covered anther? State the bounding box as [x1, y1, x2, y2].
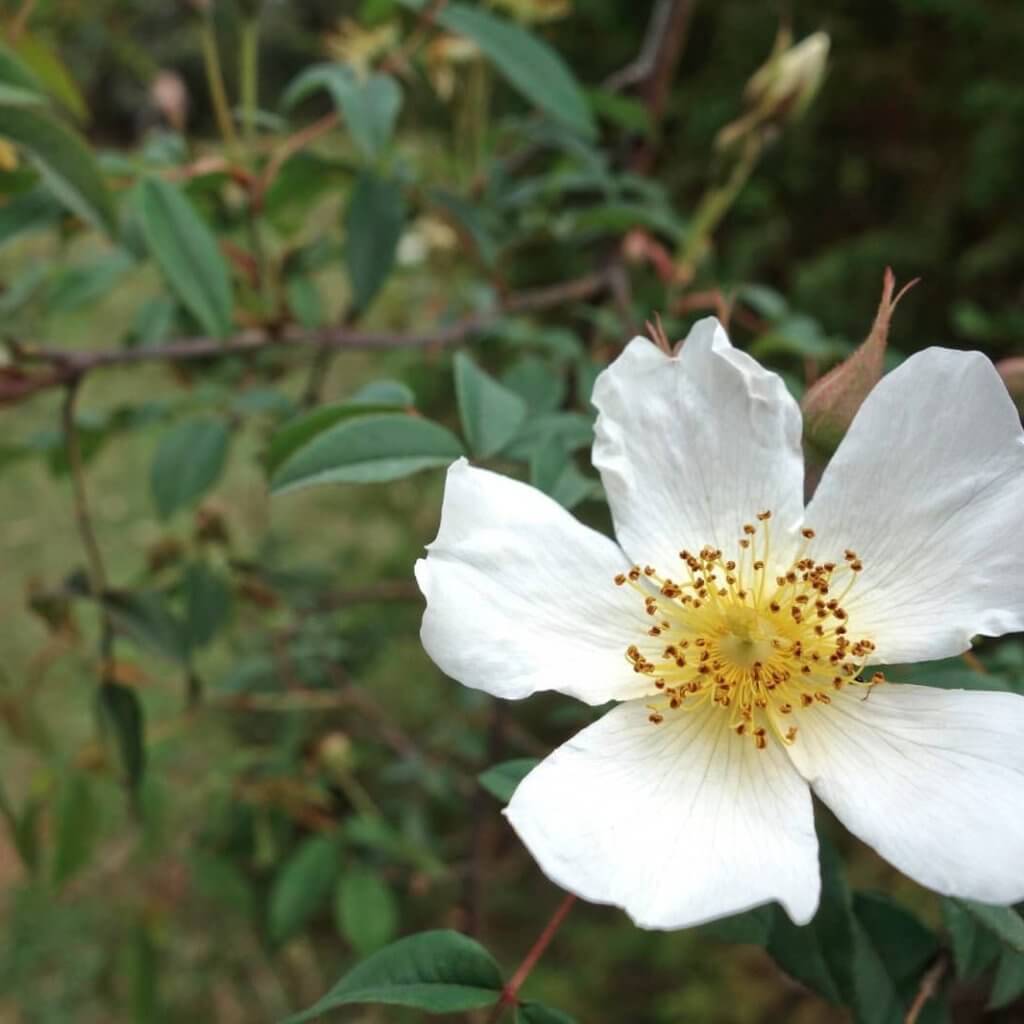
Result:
[620, 519, 874, 749]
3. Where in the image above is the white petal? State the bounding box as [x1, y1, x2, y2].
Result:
[416, 460, 657, 705]
[786, 684, 1024, 904]
[804, 348, 1024, 664]
[592, 319, 806, 572]
[505, 699, 819, 929]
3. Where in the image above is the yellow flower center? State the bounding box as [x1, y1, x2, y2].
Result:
[614, 511, 883, 750]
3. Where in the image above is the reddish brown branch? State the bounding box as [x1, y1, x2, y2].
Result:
[8, 270, 613, 404]
[487, 893, 576, 1022]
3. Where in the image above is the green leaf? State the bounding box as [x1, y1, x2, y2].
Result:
[424, 3, 595, 138]
[335, 868, 399, 955]
[700, 905, 776, 946]
[183, 562, 232, 650]
[282, 930, 503, 1022]
[478, 759, 538, 802]
[501, 412, 593, 463]
[766, 841, 854, 1006]
[529, 441, 595, 510]
[0, 42, 46, 96]
[0, 106, 115, 235]
[0, 82, 46, 107]
[851, 893, 941, 1024]
[136, 177, 234, 338]
[942, 896, 1000, 981]
[519, 1003, 577, 1024]
[150, 418, 230, 519]
[344, 172, 405, 312]
[953, 899, 1024, 953]
[103, 591, 188, 666]
[269, 834, 342, 944]
[0, 186, 62, 249]
[989, 949, 1024, 1009]
[266, 400, 410, 478]
[351, 379, 415, 406]
[282, 64, 402, 161]
[271, 413, 463, 495]
[51, 771, 100, 886]
[97, 682, 145, 791]
[10, 34, 89, 121]
[502, 356, 565, 414]
[454, 352, 528, 458]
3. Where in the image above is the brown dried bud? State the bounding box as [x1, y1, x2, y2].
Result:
[802, 267, 918, 456]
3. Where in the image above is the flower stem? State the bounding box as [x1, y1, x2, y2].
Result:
[198, 14, 238, 154]
[487, 893, 576, 1022]
[239, 15, 260, 153]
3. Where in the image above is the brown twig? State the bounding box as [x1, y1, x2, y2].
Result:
[12, 270, 613, 403]
[905, 953, 949, 1024]
[252, 111, 338, 211]
[487, 893, 576, 1022]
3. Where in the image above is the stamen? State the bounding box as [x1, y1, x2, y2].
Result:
[622, 511, 875, 750]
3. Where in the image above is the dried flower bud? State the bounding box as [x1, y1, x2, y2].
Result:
[802, 267, 918, 457]
[717, 30, 830, 150]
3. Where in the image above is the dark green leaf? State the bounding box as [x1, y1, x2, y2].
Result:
[519, 1004, 577, 1024]
[529, 441, 595, 510]
[285, 275, 324, 329]
[851, 893, 941, 1024]
[335, 868, 399, 955]
[501, 357, 565, 414]
[283, 64, 402, 161]
[454, 352, 528, 458]
[351, 379, 416, 406]
[0, 106, 115, 235]
[51, 771, 100, 886]
[271, 413, 463, 495]
[103, 591, 188, 665]
[266, 400, 409, 477]
[269, 834, 342, 944]
[700, 905, 775, 946]
[183, 562, 233, 650]
[426, 3, 595, 138]
[766, 841, 854, 1006]
[98, 682, 145, 790]
[989, 949, 1024, 1009]
[501, 412, 593, 463]
[150, 418, 230, 519]
[0, 42, 46, 96]
[282, 930, 503, 1022]
[0, 186, 62, 249]
[344, 172, 405, 312]
[478, 759, 538, 802]
[954, 899, 1024, 953]
[137, 177, 234, 338]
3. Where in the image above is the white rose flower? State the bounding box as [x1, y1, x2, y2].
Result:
[415, 318, 1024, 930]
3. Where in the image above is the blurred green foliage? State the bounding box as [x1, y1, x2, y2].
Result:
[0, 0, 1022, 1022]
